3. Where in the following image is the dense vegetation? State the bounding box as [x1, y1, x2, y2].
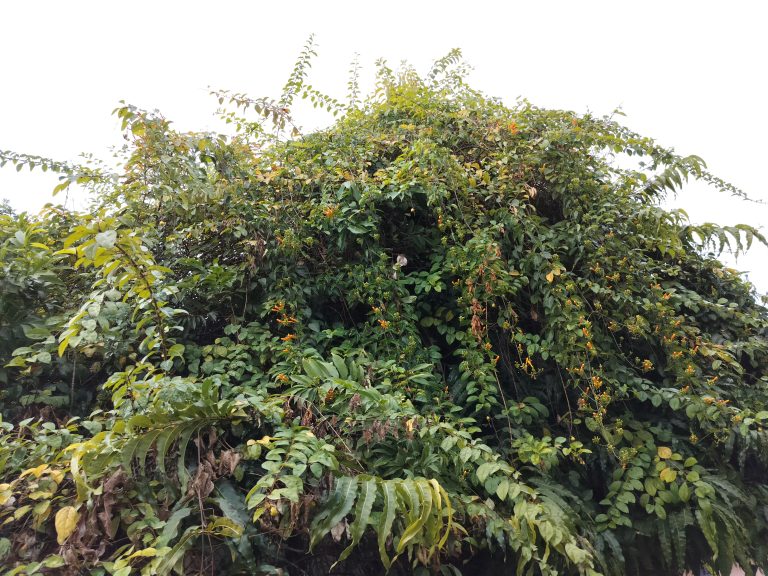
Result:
[1, 45, 767, 575]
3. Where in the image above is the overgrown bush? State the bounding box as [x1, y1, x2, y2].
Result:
[1, 43, 767, 576]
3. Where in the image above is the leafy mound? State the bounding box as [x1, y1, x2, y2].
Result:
[1, 47, 767, 576]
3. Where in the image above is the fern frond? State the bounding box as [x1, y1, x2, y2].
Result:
[310, 475, 455, 570]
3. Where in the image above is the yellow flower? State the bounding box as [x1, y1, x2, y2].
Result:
[641, 359, 654, 372]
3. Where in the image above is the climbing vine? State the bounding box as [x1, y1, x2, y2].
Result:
[0, 42, 767, 575]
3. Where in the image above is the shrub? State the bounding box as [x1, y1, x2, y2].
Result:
[1, 43, 767, 575]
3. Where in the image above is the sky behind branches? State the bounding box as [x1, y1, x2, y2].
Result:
[1, 0, 766, 292]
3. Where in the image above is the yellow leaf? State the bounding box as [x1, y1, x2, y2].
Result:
[255, 436, 272, 446]
[29, 490, 55, 500]
[127, 547, 157, 559]
[58, 336, 70, 357]
[55, 506, 80, 545]
[208, 517, 244, 538]
[49, 469, 66, 484]
[657, 446, 672, 459]
[14, 505, 31, 520]
[33, 501, 52, 528]
[546, 271, 555, 283]
[659, 467, 677, 483]
[20, 464, 48, 479]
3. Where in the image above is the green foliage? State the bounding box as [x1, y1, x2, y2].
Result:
[1, 44, 767, 576]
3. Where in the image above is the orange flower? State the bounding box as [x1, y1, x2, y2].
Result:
[323, 205, 338, 218]
[276, 373, 289, 383]
[523, 357, 534, 372]
[271, 302, 285, 313]
[280, 333, 296, 342]
[378, 319, 390, 329]
[508, 121, 519, 135]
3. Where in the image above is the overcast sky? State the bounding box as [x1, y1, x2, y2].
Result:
[1, 1, 766, 293]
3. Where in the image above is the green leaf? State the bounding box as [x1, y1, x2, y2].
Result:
[396, 479, 432, 554]
[310, 476, 358, 549]
[95, 230, 117, 249]
[496, 478, 510, 500]
[565, 542, 588, 564]
[338, 476, 377, 562]
[157, 508, 193, 547]
[476, 462, 499, 483]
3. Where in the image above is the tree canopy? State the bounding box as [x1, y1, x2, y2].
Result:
[1, 45, 767, 576]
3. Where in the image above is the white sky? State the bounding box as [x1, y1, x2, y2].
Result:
[1, 1, 766, 293]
